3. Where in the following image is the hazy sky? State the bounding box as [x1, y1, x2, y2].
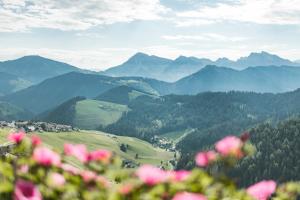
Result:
[0, 0, 299, 70]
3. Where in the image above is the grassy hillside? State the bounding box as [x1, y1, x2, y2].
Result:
[0, 128, 173, 166]
[74, 100, 129, 129]
[95, 85, 158, 105]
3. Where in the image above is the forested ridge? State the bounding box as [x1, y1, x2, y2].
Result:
[103, 89, 300, 152]
[231, 118, 300, 186]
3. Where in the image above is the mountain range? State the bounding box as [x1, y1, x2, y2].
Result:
[171, 65, 300, 94]
[103, 51, 299, 82]
[3, 65, 300, 115]
[1, 51, 300, 117]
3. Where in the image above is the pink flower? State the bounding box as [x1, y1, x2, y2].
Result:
[80, 171, 97, 183]
[88, 149, 111, 163]
[195, 151, 217, 167]
[48, 173, 65, 187]
[215, 136, 243, 157]
[14, 180, 42, 200]
[8, 131, 25, 143]
[33, 147, 61, 167]
[64, 144, 88, 163]
[61, 163, 80, 175]
[136, 165, 168, 185]
[18, 165, 29, 174]
[168, 170, 191, 182]
[172, 192, 207, 200]
[31, 136, 41, 147]
[247, 180, 277, 200]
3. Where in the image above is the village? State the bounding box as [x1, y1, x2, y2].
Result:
[0, 121, 77, 133]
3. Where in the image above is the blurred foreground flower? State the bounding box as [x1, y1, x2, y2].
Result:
[247, 180, 277, 200]
[172, 192, 207, 200]
[14, 180, 42, 200]
[8, 131, 25, 144]
[33, 147, 61, 167]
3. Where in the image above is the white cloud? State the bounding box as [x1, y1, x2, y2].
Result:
[176, 0, 300, 26]
[0, 0, 169, 32]
[75, 32, 104, 38]
[162, 33, 247, 42]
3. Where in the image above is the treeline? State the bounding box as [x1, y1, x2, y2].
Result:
[231, 118, 300, 186]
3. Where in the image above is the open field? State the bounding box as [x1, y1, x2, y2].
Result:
[0, 128, 173, 167]
[74, 99, 129, 129]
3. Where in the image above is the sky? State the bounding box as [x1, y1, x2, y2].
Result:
[0, 0, 299, 71]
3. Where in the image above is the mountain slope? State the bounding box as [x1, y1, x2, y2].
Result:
[231, 118, 300, 186]
[0, 101, 32, 121]
[104, 52, 173, 80]
[171, 65, 300, 94]
[41, 98, 129, 130]
[0, 72, 31, 96]
[73, 99, 129, 130]
[0, 55, 88, 84]
[162, 56, 213, 81]
[2, 72, 168, 114]
[102, 89, 300, 152]
[95, 85, 158, 105]
[38, 96, 86, 126]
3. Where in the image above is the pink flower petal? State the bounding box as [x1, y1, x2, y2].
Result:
[31, 135, 41, 147]
[8, 131, 25, 143]
[88, 149, 111, 163]
[33, 147, 61, 167]
[49, 173, 65, 187]
[172, 192, 207, 200]
[215, 136, 243, 157]
[14, 180, 42, 200]
[195, 151, 217, 167]
[136, 165, 168, 185]
[247, 180, 277, 200]
[64, 144, 88, 163]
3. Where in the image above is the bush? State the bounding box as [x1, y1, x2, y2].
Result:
[0, 131, 299, 200]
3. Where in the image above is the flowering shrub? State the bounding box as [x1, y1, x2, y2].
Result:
[0, 131, 300, 200]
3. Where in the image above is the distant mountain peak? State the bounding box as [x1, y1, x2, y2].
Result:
[246, 51, 278, 58]
[216, 57, 232, 62]
[174, 56, 196, 63]
[242, 51, 290, 60]
[16, 55, 53, 62]
[123, 52, 172, 65]
[173, 56, 212, 66]
[236, 51, 295, 67]
[131, 52, 149, 59]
